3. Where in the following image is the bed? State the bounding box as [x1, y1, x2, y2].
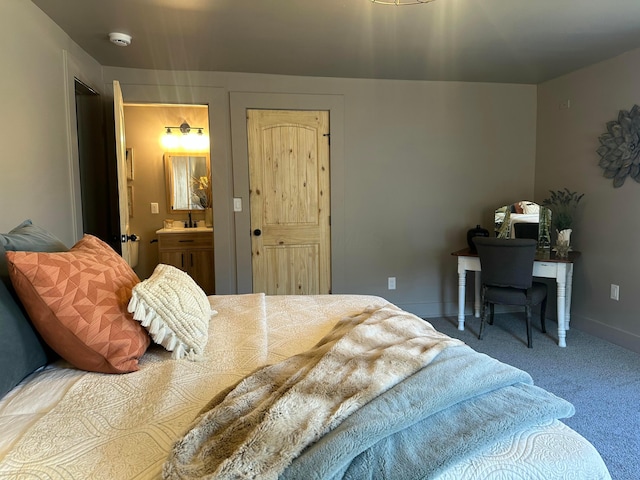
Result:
[0, 222, 611, 479]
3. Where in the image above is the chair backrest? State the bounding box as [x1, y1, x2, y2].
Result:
[472, 237, 537, 289]
[513, 222, 539, 240]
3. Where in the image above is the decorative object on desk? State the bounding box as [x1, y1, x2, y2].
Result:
[466, 225, 489, 253]
[557, 228, 572, 245]
[542, 188, 584, 233]
[494, 201, 552, 249]
[553, 230, 572, 259]
[596, 104, 640, 188]
[538, 206, 551, 250]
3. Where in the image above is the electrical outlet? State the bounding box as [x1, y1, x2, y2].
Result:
[610, 284, 619, 301]
[559, 99, 571, 110]
[150, 202, 159, 214]
[388, 277, 396, 290]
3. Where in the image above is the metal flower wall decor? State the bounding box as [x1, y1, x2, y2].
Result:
[596, 104, 640, 188]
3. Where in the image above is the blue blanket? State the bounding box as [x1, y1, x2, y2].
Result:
[281, 344, 575, 479]
[164, 306, 574, 480]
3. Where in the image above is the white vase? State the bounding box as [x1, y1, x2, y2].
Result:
[557, 228, 572, 245]
[554, 228, 572, 258]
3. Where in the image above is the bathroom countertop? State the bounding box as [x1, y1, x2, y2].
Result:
[156, 227, 213, 234]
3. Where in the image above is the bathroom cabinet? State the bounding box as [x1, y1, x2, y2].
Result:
[156, 228, 215, 294]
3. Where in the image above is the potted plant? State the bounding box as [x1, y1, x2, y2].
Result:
[542, 188, 584, 255]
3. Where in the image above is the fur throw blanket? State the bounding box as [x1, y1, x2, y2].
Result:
[163, 305, 463, 479]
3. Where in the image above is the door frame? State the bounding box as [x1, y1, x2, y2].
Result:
[230, 93, 345, 294]
[113, 84, 233, 293]
[63, 50, 105, 243]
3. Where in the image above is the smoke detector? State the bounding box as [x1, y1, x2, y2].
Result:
[109, 32, 132, 47]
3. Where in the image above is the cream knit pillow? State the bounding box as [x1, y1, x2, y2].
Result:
[128, 264, 215, 360]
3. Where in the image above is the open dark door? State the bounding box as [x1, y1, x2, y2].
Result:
[75, 79, 120, 251]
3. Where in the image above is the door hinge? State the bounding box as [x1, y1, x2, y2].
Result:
[323, 132, 330, 145]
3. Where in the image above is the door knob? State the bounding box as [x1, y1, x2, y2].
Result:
[253, 229, 262, 236]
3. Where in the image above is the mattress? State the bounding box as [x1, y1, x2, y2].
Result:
[0, 294, 611, 479]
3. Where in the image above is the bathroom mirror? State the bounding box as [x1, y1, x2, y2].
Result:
[164, 152, 211, 212]
[494, 200, 552, 249]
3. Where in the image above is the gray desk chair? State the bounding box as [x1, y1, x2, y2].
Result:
[472, 237, 547, 348]
[513, 222, 539, 240]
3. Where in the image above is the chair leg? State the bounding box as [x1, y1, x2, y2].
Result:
[540, 297, 547, 333]
[479, 301, 487, 340]
[489, 303, 495, 325]
[525, 306, 532, 348]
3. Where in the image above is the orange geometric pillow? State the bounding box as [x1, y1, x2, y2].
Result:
[6, 235, 150, 373]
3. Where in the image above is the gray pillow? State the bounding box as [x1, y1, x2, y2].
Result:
[1, 219, 68, 290]
[0, 220, 68, 380]
[0, 278, 48, 398]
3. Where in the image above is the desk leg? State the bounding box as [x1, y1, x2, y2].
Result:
[565, 264, 574, 330]
[556, 265, 567, 348]
[474, 271, 481, 318]
[458, 270, 466, 331]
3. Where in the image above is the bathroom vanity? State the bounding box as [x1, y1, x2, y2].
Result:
[156, 227, 214, 294]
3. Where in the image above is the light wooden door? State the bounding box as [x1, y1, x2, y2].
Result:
[247, 109, 331, 295]
[113, 80, 131, 264]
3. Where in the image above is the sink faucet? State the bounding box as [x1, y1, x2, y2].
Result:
[188, 211, 193, 228]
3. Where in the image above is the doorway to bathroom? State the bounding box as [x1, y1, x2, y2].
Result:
[120, 102, 212, 282]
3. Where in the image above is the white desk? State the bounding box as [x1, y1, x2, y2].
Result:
[452, 248, 579, 347]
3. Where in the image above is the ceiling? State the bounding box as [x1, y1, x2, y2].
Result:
[31, 0, 640, 84]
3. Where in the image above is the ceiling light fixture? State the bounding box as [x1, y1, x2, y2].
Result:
[370, 0, 436, 5]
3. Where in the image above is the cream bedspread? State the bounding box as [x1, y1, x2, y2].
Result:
[0, 294, 610, 480]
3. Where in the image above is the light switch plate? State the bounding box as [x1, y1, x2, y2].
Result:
[233, 198, 242, 212]
[610, 284, 619, 301]
[150, 202, 159, 214]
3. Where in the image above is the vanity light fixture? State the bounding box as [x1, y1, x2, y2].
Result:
[162, 121, 208, 150]
[164, 121, 204, 136]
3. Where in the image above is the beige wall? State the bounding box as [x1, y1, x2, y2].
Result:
[536, 47, 640, 351]
[105, 68, 537, 317]
[123, 105, 210, 279]
[0, 1, 102, 246]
